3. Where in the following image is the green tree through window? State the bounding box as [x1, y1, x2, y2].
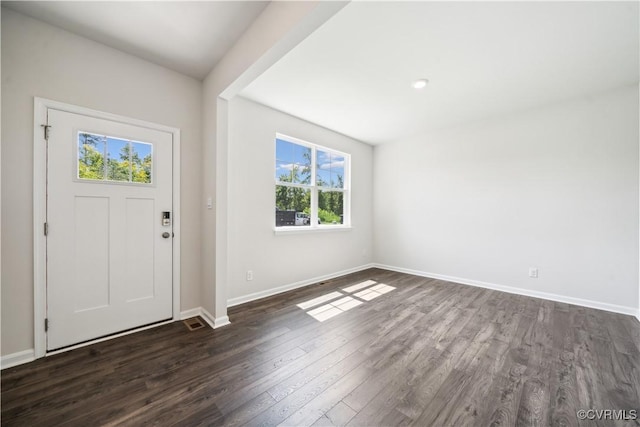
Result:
[275, 135, 349, 227]
[78, 132, 152, 184]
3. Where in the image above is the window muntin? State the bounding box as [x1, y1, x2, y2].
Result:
[275, 134, 350, 229]
[78, 132, 153, 184]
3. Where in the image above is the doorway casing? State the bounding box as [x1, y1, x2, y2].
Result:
[33, 97, 182, 359]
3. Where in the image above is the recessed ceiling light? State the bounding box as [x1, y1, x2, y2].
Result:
[413, 79, 429, 89]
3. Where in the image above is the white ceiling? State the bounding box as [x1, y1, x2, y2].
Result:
[4, 1, 637, 143]
[2, 1, 269, 80]
[241, 2, 639, 145]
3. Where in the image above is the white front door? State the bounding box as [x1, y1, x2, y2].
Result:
[46, 108, 173, 350]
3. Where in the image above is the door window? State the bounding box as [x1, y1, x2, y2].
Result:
[78, 132, 153, 184]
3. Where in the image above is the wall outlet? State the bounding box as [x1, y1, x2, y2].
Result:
[529, 267, 538, 278]
[246, 270, 253, 281]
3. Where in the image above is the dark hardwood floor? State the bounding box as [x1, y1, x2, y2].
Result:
[2, 268, 639, 426]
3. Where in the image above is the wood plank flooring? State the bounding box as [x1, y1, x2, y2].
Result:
[2, 268, 639, 426]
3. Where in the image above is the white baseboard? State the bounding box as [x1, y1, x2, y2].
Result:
[181, 307, 231, 329]
[199, 307, 216, 329]
[227, 263, 375, 307]
[374, 263, 639, 318]
[1, 349, 35, 370]
[179, 308, 201, 320]
[214, 315, 231, 328]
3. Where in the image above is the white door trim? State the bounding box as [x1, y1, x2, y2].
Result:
[33, 97, 181, 358]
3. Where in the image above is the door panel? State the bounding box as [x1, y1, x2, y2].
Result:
[73, 196, 110, 311]
[124, 197, 155, 302]
[47, 109, 173, 350]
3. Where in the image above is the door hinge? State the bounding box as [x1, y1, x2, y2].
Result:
[41, 124, 51, 141]
[45, 318, 49, 332]
[44, 222, 48, 236]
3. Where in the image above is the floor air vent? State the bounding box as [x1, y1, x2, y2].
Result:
[183, 317, 205, 331]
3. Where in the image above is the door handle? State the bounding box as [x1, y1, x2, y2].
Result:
[162, 232, 171, 239]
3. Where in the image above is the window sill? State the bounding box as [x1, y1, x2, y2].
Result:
[274, 225, 353, 235]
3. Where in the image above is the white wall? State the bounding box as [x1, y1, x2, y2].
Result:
[1, 8, 203, 355]
[374, 85, 639, 313]
[227, 97, 373, 302]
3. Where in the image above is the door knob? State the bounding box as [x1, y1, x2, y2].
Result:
[162, 232, 171, 239]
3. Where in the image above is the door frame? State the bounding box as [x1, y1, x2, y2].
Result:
[33, 97, 181, 358]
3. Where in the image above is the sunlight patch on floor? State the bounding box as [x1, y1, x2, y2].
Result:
[354, 283, 396, 301]
[342, 280, 377, 293]
[298, 280, 396, 322]
[296, 291, 344, 310]
[372, 283, 395, 294]
[307, 296, 363, 322]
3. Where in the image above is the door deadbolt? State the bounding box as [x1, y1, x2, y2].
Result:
[162, 232, 171, 238]
[162, 211, 171, 226]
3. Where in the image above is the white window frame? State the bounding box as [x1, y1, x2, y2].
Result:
[275, 133, 351, 233]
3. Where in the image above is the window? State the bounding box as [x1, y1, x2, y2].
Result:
[275, 133, 350, 229]
[78, 132, 152, 184]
